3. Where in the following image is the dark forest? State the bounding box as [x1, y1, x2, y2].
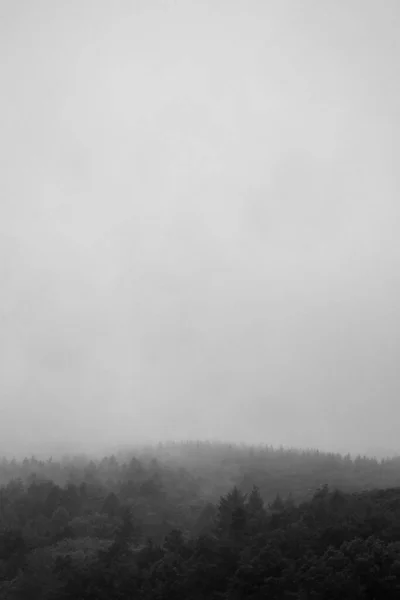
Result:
[1, 441, 400, 598]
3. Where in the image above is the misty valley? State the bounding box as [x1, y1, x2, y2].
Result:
[1, 440, 400, 598]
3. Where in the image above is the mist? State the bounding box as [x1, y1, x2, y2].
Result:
[1, 0, 399, 459]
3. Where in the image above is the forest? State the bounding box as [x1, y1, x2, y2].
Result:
[1, 440, 400, 598]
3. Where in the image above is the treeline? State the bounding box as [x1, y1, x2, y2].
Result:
[2, 440, 400, 502]
[1, 441, 400, 598]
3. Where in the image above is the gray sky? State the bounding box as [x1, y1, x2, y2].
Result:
[1, 0, 399, 458]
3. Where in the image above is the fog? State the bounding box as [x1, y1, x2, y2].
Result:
[0, 0, 399, 459]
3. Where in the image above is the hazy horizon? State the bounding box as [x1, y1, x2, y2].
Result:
[1, 0, 399, 460]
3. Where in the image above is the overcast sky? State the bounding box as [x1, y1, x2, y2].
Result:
[0, 0, 399, 458]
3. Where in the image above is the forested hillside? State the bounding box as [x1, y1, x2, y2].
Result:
[1, 441, 400, 598]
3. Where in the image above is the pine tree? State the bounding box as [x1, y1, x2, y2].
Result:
[216, 486, 247, 541]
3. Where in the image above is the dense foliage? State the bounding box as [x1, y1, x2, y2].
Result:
[1, 441, 400, 598]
